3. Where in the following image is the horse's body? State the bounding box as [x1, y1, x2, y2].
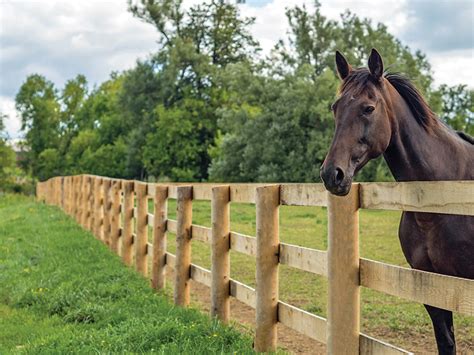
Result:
[320, 49, 473, 354]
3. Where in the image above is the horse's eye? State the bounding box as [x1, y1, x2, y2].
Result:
[364, 105, 375, 114]
[330, 103, 336, 111]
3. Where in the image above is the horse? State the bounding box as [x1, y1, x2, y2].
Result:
[320, 49, 474, 355]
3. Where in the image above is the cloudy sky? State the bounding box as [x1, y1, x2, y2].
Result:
[1, 0, 473, 139]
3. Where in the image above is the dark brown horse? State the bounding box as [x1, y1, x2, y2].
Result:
[320, 49, 474, 354]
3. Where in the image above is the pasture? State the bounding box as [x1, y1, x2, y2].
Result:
[161, 198, 473, 353]
[0, 194, 253, 353]
[4, 186, 473, 353]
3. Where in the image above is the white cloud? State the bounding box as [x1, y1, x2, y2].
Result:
[429, 49, 474, 87]
[0, 96, 22, 139]
[0, 0, 472, 139]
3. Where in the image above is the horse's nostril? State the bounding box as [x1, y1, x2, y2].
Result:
[334, 168, 344, 185]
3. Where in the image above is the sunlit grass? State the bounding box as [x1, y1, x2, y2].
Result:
[0, 194, 253, 354]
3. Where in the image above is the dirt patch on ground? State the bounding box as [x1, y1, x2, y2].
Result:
[166, 271, 471, 354]
[188, 279, 326, 354]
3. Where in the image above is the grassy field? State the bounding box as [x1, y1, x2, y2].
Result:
[1, 194, 472, 353]
[158, 198, 473, 352]
[0, 194, 254, 354]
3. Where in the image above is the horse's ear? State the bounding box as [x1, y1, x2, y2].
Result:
[368, 48, 384, 80]
[335, 51, 352, 80]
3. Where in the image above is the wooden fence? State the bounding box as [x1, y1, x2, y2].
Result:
[36, 176, 474, 354]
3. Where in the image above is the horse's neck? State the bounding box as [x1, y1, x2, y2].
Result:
[383, 91, 473, 182]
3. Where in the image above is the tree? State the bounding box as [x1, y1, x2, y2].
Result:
[129, 0, 259, 180]
[144, 99, 214, 181]
[0, 113, 18, 189]
[15, 74, 60, 177]
[438, 84, 473, 135]
[59, 74, 89, 154]
[210, 2, 437, 182]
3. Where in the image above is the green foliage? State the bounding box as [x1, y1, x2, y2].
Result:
[0, 140, 17, 190]
[144, 101, 212, 181]
[438, 84, 473, 135]
[0, 195, 253, 353]
[15, 74, 60, 177]
[36, 148, 62, 181]
[14, 1, 472, 183]
[0, 113, 22, 191]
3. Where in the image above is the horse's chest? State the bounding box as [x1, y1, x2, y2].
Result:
[399, 212, 474, 278]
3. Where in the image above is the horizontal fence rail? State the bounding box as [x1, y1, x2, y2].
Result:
[36, 175, 474, 354]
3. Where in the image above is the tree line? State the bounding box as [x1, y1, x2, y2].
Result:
[8, 0, 473, 184]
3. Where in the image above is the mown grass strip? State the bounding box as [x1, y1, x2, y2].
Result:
[0, 194, 253, 354]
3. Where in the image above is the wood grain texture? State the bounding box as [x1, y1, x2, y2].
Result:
[135, 182, 148, 276]
[278, 301, 326, 344]
[360, 334, 413, 355]
[152, 186, 168, 290]
[255, 185, 280, 352]
[192, 185, 213, 200]
[229, 232, 257, 256]
[109, 180, 121, 253]
[280, 184, 327, 206]
[191, 264, 212, 287]
[211, 186, 231, 322]
[279, 243, 327, 277]
[87, 177, 95, 231]
[165, 252, 176, 269]
[102, 179, 112, 246]
[230, 185, 259, 204]
[360, 258, 474, 316]
[360, 181, 474, 215]
[167, 219, 177, 234]
[327, 185, 360, 355]
[191, 225, 211, 243]
[174, 186, 193, 307]
[93, 177, 103, 240]
[229, 279, 256, 309]
[121, 181, 134, 266]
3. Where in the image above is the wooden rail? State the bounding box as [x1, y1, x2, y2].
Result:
[37, 175, 474, 354]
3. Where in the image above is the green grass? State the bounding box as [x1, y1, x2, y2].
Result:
[157, 198, 473, 352]
[0, 194, 254, 354]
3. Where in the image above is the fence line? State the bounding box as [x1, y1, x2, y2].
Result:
[36, 175, 474, 354]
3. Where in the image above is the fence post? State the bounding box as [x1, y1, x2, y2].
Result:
[152, 185, 168, 290]
[72, 177, 77, 219]
[67, 177, 72, 214]
[211, 185, 230, 322]
[121, 181, 135, 266]
[135, 182, 148, 276]
[77, 176, 83, 223]
[327, 184, 360, 354]
[60, 177, 65, 209]
[110, 180, 122, 254]
[55, 177, 60, 206]
[174, 186, 193, 307]
[102, 179, 112, 246]
[63, 177, 69, 213]
[255, 185, 280, 352]
[85, 176, 92, 229]
[87, 177, 94, 231]
[93, 178, 103, 239]
[85, 176, 93, 228]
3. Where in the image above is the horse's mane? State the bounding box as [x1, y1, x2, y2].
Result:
[339, 69, 437, 130]
[384, 72, 438, 130]
[339, 69, 473, 144]
[457, 131, 474, 144]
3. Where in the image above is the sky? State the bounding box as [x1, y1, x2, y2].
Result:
[1, 0, 473, 139]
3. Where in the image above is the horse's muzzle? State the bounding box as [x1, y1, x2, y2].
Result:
[320, 164, 352, 196]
